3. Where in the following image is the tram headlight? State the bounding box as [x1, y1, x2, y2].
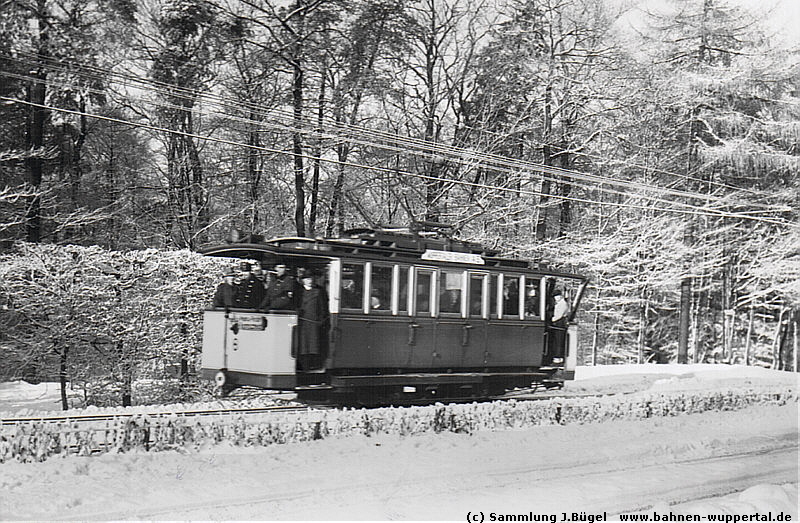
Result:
[214, 370, 227, 387]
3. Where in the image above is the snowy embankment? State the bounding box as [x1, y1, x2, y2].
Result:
[1, 363, 794, 417]
[1, 364, 796, 463]
[0, 364, 797, 520]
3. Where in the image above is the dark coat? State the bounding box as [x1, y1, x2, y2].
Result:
[260, 275, 297, 310]
[297, 285, 329, 356]
[237, 275, 266, 309]
[212, 282, 237, 308]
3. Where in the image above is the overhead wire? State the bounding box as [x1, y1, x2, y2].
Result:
[2, 56, 796, 222]
[10, 51, 795, 216]
[3, 94, 796, 230]
[6, 51, 794, 205]
[6, 51, 780, 206]
[0, 67, 782, 219]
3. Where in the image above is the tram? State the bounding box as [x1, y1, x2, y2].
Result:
[200, 228, 588, 404]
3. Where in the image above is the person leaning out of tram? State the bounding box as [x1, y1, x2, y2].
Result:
[296, 269, 329, 372]
[548, 288, 571, 361]
[212, 267, 239, 309]
[552, 288, 570, 325]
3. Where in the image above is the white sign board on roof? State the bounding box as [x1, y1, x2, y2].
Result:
[421, 249, 485, 265]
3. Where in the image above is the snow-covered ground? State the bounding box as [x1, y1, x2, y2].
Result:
[0, 380, 69, 414]
[1, 364, 798, 521]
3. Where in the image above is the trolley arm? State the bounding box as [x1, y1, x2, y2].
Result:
[567, 278, 589, 323]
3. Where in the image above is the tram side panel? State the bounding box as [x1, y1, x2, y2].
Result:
[485, 321, 546, 367]
[201, 310, 298, 389]
[331, 314, 435, 369]
[202, 311, 226, 370]
[328, 317, 547, 371]
[433, 318, 487, 368]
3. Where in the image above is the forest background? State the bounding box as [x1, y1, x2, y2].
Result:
[0, 0, 798, 408]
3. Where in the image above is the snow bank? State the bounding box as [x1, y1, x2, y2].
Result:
[2, 364, 796, 418]
[1, 403, 796, 521]
[574, 363, 797, 380]
[2, 385, 794, 463]
[649, 484, 798, 519]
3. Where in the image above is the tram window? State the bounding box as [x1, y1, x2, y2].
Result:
[398, 266, 409, 314]
[370, 265, 392, 312]
[341, 263, 365, 310]
[524, 276, 541, 319]
[490, 274, 499, 317]
[503, 275, 520, 318]
[439, 270, 463, 315]
[469, 274, 485, 318]
[415, 270, 433, 315]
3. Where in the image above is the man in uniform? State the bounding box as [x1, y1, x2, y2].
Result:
[236, 261, 266, 308]
[259, 263, 296, 311]
[212, 268, 238, 309]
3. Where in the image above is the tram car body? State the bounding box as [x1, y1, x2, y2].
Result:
[200, 229, 588, 404]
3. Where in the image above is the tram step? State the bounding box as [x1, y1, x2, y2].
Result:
[295, 384, 334, 390]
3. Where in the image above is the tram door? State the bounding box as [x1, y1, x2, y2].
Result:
[408, 267, 436, 368]
[463, 273, 488, 366]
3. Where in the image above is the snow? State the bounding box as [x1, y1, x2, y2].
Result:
[1, 364, 798, 521]
[0, 380, 66, 413]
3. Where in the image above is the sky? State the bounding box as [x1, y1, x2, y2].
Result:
[612, 0, 800, 47]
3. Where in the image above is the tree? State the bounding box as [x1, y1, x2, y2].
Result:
[144, 0, 234, 248]
[0, 242, 223, 407]
[0, 0, 138, 246]
[640, 0, 799, 365]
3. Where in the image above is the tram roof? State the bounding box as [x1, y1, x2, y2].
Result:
[198, 232, 585, 280]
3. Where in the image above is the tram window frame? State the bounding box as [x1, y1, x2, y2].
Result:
[468, 272, 489, 319]
[438, 269, 466, 317]
[412, 267, 436, 317]
[340, 262, 366, 313]
[396, 265, 410, 315]
[500, 274, 523, 320]
[367, 262, 393, 314]
[490, 273, 500, 319]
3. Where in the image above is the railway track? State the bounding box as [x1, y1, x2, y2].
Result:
[0, 388, 622, 426]
[0, 404, 325, 426]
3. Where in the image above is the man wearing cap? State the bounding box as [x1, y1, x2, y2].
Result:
[212, 268, 238, 309]
[236, 261, 266, 308]
[259, 263, 296, 311]
[548, 288, 571, 363]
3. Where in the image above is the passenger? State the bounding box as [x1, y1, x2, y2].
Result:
[212, 268, 238, 309]
[242, 262, 267, 309]
[440, 289, 461, 314]
[237, 261, 266, 309]
[525, 285, 539, 318]
[503, 280, 519, 316]
[296, 269, 329, 372]
[548, 288, 571, 362]
[251, 261, 266, 284]
[341, 278, 360, 309]
[259, 263, 296, 311]
[370, 290, 382, 310]
[552, 289, 570, 325]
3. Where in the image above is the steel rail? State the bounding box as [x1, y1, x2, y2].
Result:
[0, 389, 614, 426]
[0, 404, 325, 426]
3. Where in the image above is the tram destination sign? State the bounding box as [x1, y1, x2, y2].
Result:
[421, 249, 485, 265]
[233, 313, 268, 331]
